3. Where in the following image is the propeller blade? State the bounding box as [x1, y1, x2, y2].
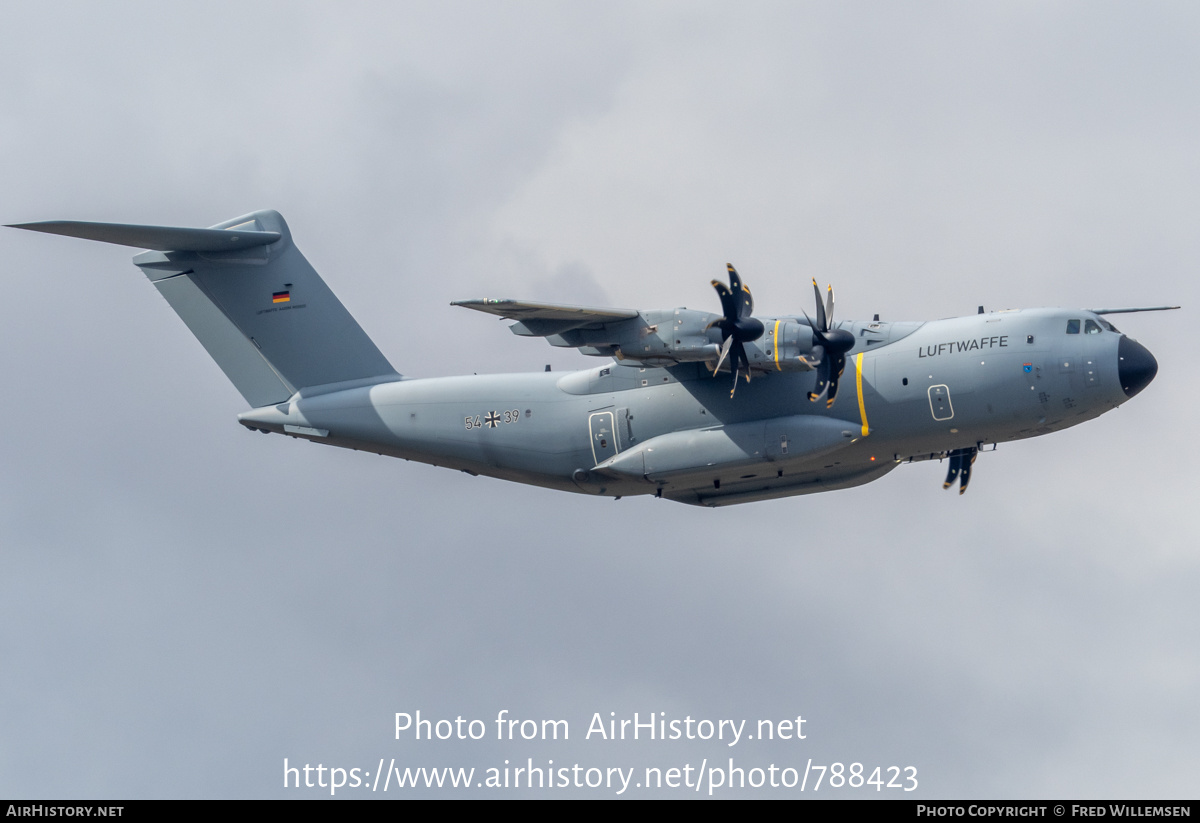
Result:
[825, 352, 846, 407]
[726, 263, 742, 294]
[709, 265, 766, 397]
[727, 264, 754, 318]
[805, 280, 850, 406]
[713, 334, 735, 375]
[809, 354, 830, 402]
[805, 343, 825, 369]
[711, 278, 737, 320]
[824, 375, 839, 407]
[734, 340, 746, 379]
[729, 340, 749, 397]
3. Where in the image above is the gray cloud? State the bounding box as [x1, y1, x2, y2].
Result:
[0, 1, 1195, 798]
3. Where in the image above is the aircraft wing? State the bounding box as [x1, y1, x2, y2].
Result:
[454, 297, 729, 364]
[1086, 306, 1180, 315]
[451, 299, 639, 335]
[452, 294, 826, 373]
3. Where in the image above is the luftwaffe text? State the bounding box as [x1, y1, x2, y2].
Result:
[919, 336, 1009, 358]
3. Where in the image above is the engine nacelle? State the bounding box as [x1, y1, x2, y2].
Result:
[531, 310, 820, 371]
[756, 319, 817, 372]
[605, 308, 724, 365]
[614, 314, 819, 371]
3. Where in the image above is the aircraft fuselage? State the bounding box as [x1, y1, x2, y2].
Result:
[238, 307, 1153, 506]
[10, 211, 1165, 507]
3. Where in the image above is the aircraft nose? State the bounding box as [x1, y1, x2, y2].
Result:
[1118, 335, 1158, 398]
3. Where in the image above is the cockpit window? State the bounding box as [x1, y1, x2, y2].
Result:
[1100, 319, 1119, 333]
[1084, 319, 1102, 334]
[1066, 319, 1080, 334]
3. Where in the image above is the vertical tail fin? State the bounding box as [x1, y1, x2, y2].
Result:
[10, 210, 398, 406]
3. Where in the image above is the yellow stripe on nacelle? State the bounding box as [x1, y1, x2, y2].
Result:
[855, 352, 869, 437]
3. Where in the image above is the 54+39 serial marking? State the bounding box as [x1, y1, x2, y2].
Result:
[465, 409, 521, 430]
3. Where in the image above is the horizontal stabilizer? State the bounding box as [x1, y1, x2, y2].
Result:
[7, 220, 281, 252]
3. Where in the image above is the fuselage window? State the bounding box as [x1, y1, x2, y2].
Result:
[1084, 319, 1102, 334]
[1066, 319, 1080, 334]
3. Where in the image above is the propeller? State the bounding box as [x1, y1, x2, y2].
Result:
[709, 264, 765, 397]
[803, 279, 856, 408]
[942, 447, 978, 495]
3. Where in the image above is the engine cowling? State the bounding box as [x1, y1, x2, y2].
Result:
[760, 319, 817, 372]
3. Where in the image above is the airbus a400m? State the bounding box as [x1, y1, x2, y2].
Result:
[9, 210, 1174, 507]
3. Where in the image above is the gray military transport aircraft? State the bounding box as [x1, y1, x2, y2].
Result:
[9, 210, 1175, 507]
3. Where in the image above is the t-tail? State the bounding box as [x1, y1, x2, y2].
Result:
[9, 210, 399, 406]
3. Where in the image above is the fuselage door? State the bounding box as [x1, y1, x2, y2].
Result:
[928, 384, 954, 421]
[588, 409, 619, 465]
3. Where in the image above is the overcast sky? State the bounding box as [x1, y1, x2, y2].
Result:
[1, 1, 1197, 798]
